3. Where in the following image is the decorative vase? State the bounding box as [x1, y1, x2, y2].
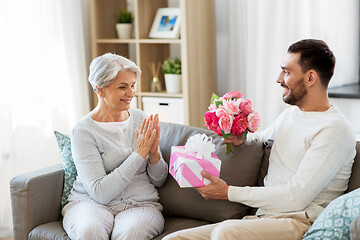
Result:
[165, 74, 182, 93]
[151, 77, 162, 92]
[116, 23, 132, 39]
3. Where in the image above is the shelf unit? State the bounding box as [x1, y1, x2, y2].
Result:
[90, 0, 217, 128]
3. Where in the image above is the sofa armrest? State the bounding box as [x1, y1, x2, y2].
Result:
[351, 215, 360, 240]
[10, 164, 64, 240]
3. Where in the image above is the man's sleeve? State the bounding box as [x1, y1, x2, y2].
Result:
[228, 124, 356, 213]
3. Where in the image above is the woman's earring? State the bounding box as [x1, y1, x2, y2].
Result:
[96, 87, 105, 98]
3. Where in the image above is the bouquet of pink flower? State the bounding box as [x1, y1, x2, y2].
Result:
[204, 91, 261, 154]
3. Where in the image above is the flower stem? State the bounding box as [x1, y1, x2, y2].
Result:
[226, 142, 235, 154]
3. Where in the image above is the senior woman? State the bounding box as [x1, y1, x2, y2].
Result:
[62, 53, 168, 240]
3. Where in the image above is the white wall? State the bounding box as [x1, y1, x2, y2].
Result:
[214, 0, 229, 96]
[330, 98, 360, 140]
[214, 0, 360, 134]
[215, 0, 359, 94]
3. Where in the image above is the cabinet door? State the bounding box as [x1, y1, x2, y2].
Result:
[142, 97, 184, 124]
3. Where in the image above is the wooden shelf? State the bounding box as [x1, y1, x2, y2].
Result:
[90, 0, 217, 127]
[138, 39, 182, 44]
[137, 92, 183, 98]
[97, 39, 138, 44]
[97, 39, 182, 44]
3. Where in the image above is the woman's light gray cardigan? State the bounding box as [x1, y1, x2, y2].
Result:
[67, 108, 168, 208]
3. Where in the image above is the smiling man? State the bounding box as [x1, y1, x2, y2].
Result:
[163, 39, 357, 240]
[279, 53, 308, 107]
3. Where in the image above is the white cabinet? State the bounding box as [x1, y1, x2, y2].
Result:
[130, 96, 138, 109]
[142, 97, 184, 124]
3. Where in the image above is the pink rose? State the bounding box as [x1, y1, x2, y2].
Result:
[240, 99, 253, 115]
[224, 91, 243, 100]
[219, 114, 234, 134]
[248, 112, 261, 132]
[222, 99, 240, 115]
[216, 106, 229, 118]
[208, 103, 217, 111]
[204, 111, 222, 136]
[232, 114, 248, 136]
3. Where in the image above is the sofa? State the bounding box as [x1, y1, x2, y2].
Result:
[10, 122, 360, 240]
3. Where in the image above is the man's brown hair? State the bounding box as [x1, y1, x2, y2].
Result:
[288, 39, 336, 88]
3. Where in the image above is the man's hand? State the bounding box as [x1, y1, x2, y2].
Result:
[194, 171, 229, 200]
[223, 134, 246, 146]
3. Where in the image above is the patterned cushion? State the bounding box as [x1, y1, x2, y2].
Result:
[303, 188, 360, 240]
[54, 131, 77, 209]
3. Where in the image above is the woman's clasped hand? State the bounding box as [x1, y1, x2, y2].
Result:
[135, 114, 161, 163]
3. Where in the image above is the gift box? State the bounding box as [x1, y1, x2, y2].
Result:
[169, 134, 221, 188]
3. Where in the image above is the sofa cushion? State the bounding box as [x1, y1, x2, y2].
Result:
[303, 188, 360, 240]
[158, 122, 265, 223]
[153, 217, 210, 240]
[28, 217, 208, 240]
[346, 142, 360, 193]
[257, 140, 272, 186]
[54, 131, 77, 209]
[29, 221, 70, 240]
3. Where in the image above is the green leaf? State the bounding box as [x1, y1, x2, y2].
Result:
[242, 130, 248, 141]
[215, 100, 222, 108]
[210, 93, 219, 104]
[117, 9, 133, 23]
[222, 130, 230, 139]
[161, 58, 181, 74]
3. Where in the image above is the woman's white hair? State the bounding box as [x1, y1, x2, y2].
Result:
[88, 53, 141, 92]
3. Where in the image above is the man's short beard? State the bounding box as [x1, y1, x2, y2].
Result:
[283, 78, 307, 106]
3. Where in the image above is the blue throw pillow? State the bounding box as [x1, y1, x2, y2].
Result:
[54, 131, 78, 209]
[303, 188, 360, 240]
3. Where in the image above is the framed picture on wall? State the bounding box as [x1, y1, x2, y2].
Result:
[149, 8, 181, 39]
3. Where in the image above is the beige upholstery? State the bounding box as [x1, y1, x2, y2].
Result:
[10, 122, 360, 240]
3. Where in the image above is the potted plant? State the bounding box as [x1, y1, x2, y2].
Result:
[161, 58, 182, 93]
[116, 9, 133, 39]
